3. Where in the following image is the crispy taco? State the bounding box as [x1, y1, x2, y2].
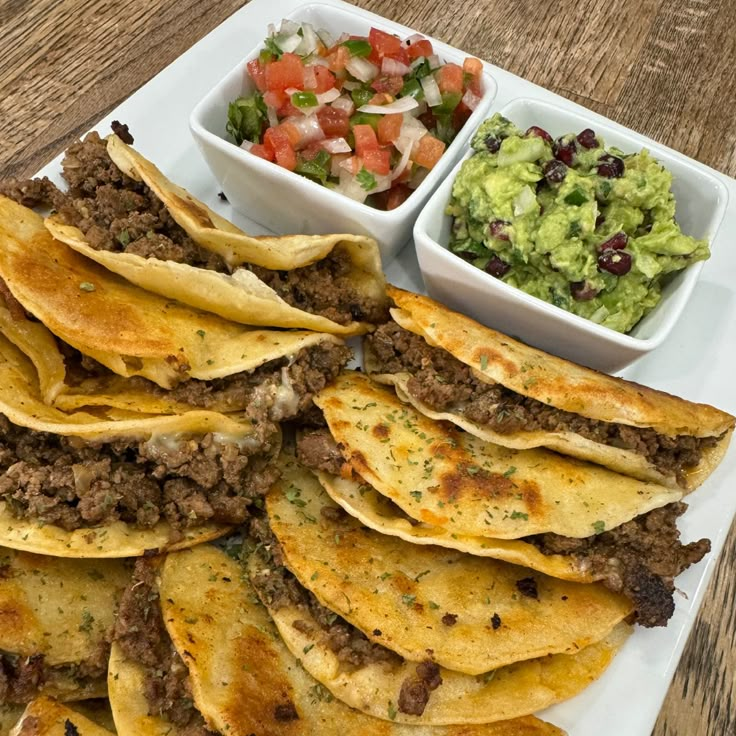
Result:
[8, 697, 115, 736]
[299, 371, 710, 626]
[259, 455, 631, 679]
[0, 548, 129, 709]
[364, 286, 734, 490]
[0, 334, 280, 557]
[109, 544, 568, 736]
[0, 196, 351, 401]
[5, 130, 389, 335]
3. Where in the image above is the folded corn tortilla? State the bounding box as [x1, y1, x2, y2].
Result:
[44, 134, 388, 335]
[314, 371, 682, 540]
[8, 697, 115, 736]
[0, 196, 347, 391]
[364, 286, 734, 490]
[265, 456, 631, 676]
[0, 334, 275, 557]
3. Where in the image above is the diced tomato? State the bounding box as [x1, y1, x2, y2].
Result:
[436, 63, 464, 94]
[386, 183, 412, 209]
[368, 27, 404, 60]
[312, 65, 336, 93]
[463, 57, 483, 96]
[264, 127, 297, 171]
[412, 134, 446, 169]
[301, 141, 327, 160]
[250, 143, 275, 162]
[418, 110, 438, 130]
[362, 147, 391, 175]
[453, 101, 472, 130]
[371, 75, 404, 95]
[247, 59, 268, 92]
[353, 124, 379, 157]
[368, 92, 394, 106]
[277, 100, 302, 119]
[265, 52, 304, 91]
[278, 122, 301, 148]
[377, 113, 403, 144]
[263, 89, 288, 109]
[406, 39, 433, 60]
[326, 45, 350, 71]
[317, 107, 350, 138]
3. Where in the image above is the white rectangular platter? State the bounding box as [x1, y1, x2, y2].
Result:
[30, 0, 736, 733]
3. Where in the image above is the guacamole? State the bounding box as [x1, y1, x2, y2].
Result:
[447, 114, 710, 333]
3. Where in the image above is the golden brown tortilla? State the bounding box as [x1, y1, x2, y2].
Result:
[0, 196, 346, 389]
[368, 286, 734, 490]
[8, 698, 115, 736]
[155, 544, 568, 736]
[43, 135, 387, 335]
[314, 371, 681, 539]
[317, 471, 599, 582]
[265, 456, 631, 676]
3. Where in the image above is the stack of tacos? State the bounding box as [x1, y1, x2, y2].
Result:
[0, 129, 733, 734]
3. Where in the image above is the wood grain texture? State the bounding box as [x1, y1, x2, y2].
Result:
[0, 1, 734, 735]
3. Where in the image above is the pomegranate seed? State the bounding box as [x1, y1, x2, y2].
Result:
[489, 220, 511, 241]
[597, 154, 625, 178]
[543, 159, 568, 184]
[484, 255, 511, 278]
[553, 137, 576, 166]
[598, 248, 632, 275]
[570, 280, 599, 301]
[576, 128, 598, 149]
[526, 126, 553, 143]
[484, 135, 501, 153]
[597, 231, 628, 252]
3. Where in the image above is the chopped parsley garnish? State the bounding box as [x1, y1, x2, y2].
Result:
[592, 520, 606, 534]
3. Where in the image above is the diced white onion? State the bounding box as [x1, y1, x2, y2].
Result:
[370, 172, 393, 193]
[345, 56, 379, 82]
[410, 56, 427, 70]
[321, 137, 352, 154]
[336, 167, 369, 203]
[310, 56, 330, 67]
[316, 87, 341, 105]
[267, 106, 279, 129]
[302, 66, 317, 90]
[330, 95, 355, 115]
[391, 144, 413, 180]
[278, 19, 300, 36]
[240, 139, 254, 152]
[408, 100, 428, 118]
[404, 33, 426, 47]
[317, 28, 335, 48]
[512, 185, 537, 216]
[341, 80, 361, 90]
[381, 56, 412, 76]
[330, 152, 351, 177]
[296, 22, 319, 56]
[462, 87, 482, 111]
[394, 115, 428, 154]
[285, 114, 325, 145]
[276, 32, 303, 54]
[358, 96, 419, 114]
[427, 54, 441, 69]
[420, 74, 442, 107]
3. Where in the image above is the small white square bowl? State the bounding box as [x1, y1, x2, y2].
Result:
[414, 97, 729, 372]
[189, 1, 497, 263]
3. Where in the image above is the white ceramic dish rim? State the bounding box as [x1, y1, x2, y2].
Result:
[189, 0, 499, 224]
[414, 95, 730, 350]
[21, 0, 736, 734]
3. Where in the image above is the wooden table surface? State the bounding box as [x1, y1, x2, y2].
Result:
[1, 1, 734, 734]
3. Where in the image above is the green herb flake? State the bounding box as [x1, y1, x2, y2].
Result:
[196, 329, 206, 338]
[479, 353, 489, 371]
[78, 609, 94, 633]
[510, 510, 528, 521]
[79, 282, 96, 292]
[592, 520, 606, 534]
[303, 644, 314, 654]
[356, 167, 377, 191]
[503, 466, 517, 478]
[387, 701, 398, 720]
[409, 490, 423, 502]
[428, 600, 440, 610]
[401, 594, 416, 607]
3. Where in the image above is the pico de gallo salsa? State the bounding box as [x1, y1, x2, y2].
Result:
[226, 20, 484, 209]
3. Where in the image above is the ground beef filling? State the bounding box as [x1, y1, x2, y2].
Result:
[529, 502, 710, 627]
[366, 322, 719, 485]
[295, 428, 347, 476]
[0, 647, 108, 706]
[248, 517, 439, 715]
[0, 414, 279, 534]
[1, 131, 387, 327]
[64, 342, 352, 421]
[114, 559, 216, 736]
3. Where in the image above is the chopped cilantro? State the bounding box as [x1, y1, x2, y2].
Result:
[510, 510, 528, 521]
[592, 520, 606, 534]
[356, 167, 377, 191]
